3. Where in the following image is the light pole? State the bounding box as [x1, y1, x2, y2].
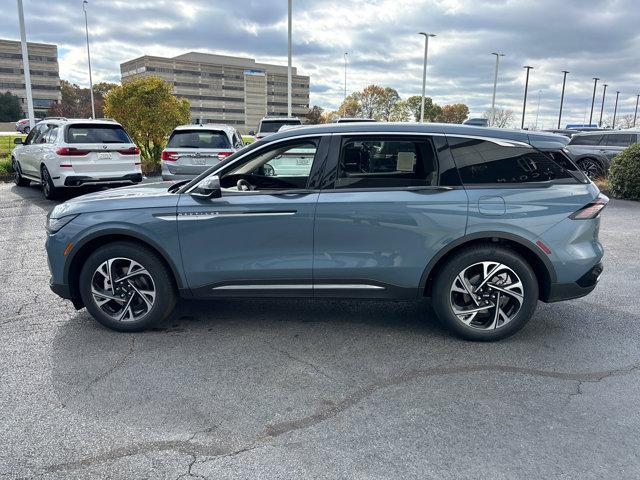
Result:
[490, 52, 504, 126]
[419, 32, 436, 123]
[612, 91, 620, 129]
[598, 83, 608, 127]
[286, 0, 292, 117]
[16, 0, 34, 128]
[521, 65, 533, 129]
[343, 52, 348, 99]
[589, 77, 599, 126]
[557, 70, 569, 129]
[534, 90, 542, 130]
[634, 94, 639, 128]
[83, 1, 95, 119]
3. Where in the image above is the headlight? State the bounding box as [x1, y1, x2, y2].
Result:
[46, 214, 78, 234]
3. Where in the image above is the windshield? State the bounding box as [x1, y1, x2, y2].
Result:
[259, 120, 301, 133]
[167, 130, 231, 149]
[66, 124, 132, 144]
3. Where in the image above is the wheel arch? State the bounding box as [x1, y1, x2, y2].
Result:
[65, 230, 186, 308]
[420, 232, 556, 301]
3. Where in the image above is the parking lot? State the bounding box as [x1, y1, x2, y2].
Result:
[1, 181, 639, 479]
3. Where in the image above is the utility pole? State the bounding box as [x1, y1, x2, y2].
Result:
[589, 77, 599, 126]
[612, 91, 620, 129]
[634, 94, 639, 128]
[490, 53, 504, 126]
[598, 83, 608, 128]
[83, 1, 95, 119]
[521, 66, 533, 129]
[287, 0, 292, 117]
[16, 0, 34, 129]
[343, 52, 348, 99]
[419, 32, 436, 123]
[557, 71, 569, 129]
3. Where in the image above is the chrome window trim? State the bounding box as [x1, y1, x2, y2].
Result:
[330, 131, 532, 148]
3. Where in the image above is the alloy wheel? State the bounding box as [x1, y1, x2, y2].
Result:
[42, 167, 51, 196]
[578, 159, 602, 179]
[91, 257, 156, 322]
[449, 261, 524, 330]
[12, 160, 21, 185]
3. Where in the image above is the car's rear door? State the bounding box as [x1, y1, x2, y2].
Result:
[313, 133, 468, 298]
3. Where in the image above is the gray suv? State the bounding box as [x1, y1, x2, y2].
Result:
[566, 130, 639, 178]
[46, 123, 606, 341]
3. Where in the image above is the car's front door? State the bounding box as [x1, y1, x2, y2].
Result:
[16, 124, 45, 176]
[177, 135, 329, 297]
[313, 134, 469, 298]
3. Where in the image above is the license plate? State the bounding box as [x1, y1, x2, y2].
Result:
[97, 152, 112, 160]
[192, 158, 207, 165]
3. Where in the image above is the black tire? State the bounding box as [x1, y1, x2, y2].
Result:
[78, 241, 177, 332]
[40, 165, 59, 200]
[576, 158, 605, 179]
[11, 158, 30, 187]
[431, 244, 539, 341]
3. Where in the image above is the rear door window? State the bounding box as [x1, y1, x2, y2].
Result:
[167, 130, 231, 149]
[448, 137, 575, 184]
[66, 124, 131, 144]
[568, 135, 603, 146]
[604, 134, 634, 147]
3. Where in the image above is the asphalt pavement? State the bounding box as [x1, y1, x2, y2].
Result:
[1, 181, 639, 479]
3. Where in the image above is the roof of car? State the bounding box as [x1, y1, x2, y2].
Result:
[260, 117, 301, 122]
[173, 123, 236, 134]
[38, 118, 121, 126]
[265, 122, 570, 150]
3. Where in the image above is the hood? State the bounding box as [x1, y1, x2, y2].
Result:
[51, 181, 180, 218]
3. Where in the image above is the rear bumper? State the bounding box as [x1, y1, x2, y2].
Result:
[63, 173, 142, 187]
[544, 262, 603, 302]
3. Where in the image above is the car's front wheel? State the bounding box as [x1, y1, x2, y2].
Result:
[78, 242, 177, 331]
[431, 245, 539, 341]
[11, 158, 30, 187]
[576, 158, 605, 179]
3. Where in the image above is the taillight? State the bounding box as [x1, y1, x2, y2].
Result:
[118, 146, 140, 155]
[161, 150, 178, 161]
[570, 194, 609, 220]
[56, 147, 89, 156]
[217, 151, 233, 161]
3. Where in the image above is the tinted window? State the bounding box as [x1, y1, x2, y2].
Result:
[167, 130, 231, 149]
[66, 124, 131, 144]
[24, 125, 40, 145]
[335, 137, 438, 189]
[259, 120, 301, 133]
[568, 135, 602, 146]
[33, 124, 49, 144]
[449, 138, 574, 184]
[604, 133, 635, 147]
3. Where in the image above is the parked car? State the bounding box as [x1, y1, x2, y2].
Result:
[11, 118, 142, 199]
[331, 117, 377, 123]
[565, 130, 640, 178]
[46, 123, 606, 341]
[255, 117, 302, 140]
[161, 124, 244, 181]
[15, 117, 42, 134]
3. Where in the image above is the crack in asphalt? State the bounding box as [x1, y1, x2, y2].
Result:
[82, 336, 136, 393]
[41, 360, 640, 475]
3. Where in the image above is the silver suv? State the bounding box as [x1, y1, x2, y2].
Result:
[161, 124, 244, 181]
[566, 130, 639, 178]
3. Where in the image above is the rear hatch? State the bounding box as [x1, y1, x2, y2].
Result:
[161, 129, 234, 176]
[61, 123, 140, 175]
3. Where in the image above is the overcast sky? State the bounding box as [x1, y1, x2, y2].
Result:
[2, 0, 639, 128]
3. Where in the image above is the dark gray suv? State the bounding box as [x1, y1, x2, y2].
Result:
[566, 130, 639, 178]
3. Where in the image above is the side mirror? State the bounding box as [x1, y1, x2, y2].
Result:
[14, 137, 24, 145]
[191, 175, 222, 199]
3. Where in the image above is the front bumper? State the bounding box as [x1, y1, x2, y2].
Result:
[544, 262, 603, 302]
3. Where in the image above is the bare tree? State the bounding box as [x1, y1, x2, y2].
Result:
[616, 114, 635, 129]
[483, 108, 515, 128]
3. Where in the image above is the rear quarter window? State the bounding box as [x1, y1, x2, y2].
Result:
[66, 124, 131, 144]
[448, 137, 576, 185]
[568, 135, 603, 146]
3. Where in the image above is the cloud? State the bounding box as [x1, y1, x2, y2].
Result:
[1, 0, 639, 128]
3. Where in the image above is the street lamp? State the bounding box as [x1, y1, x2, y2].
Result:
[490, 52, 505, 126]
[589, 77, 599, 126]
[16, 0, 35, 128]
[419, 32, 436, 123]
[557, 71, 569, 129]
[343, 52, 348, 99]
[634, 94, 639, 128]
[521, 65, 533, 129]
[83, 0, 95, 119]
[287, 0, 292, 117]
[598, 83, 608, 128]
[612, 91, 620, 129]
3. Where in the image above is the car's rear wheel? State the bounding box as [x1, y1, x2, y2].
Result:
[11, 158, 30, 187]
[78, 242, 176, 332]
[431, 245, 538, 341]
[40, 165, 60, 200]
[577, 158, 604, 179]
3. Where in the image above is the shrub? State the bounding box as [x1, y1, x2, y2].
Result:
[609, 143, 640, 201]
[0, 156, 12, 180]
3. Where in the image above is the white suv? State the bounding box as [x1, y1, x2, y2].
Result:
[11, 118, 142, 199]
